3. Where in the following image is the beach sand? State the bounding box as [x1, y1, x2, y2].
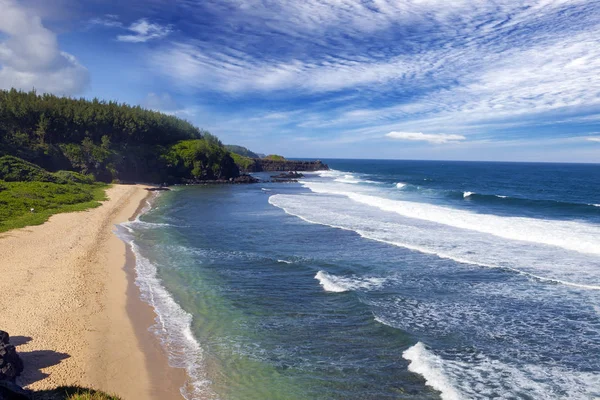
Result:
[0, 184, 185, 399]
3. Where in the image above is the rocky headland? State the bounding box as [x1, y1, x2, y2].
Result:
[240, 159, 329, 173]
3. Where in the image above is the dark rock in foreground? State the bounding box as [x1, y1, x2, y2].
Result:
[0, 331, 23, 383]
[0, 380, 29, 400]
[270, 171, 304, 180]
[0, 330, 27, 400]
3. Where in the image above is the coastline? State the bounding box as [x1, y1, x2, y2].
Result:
[124, 192, 188, 399]
[0, 184, 183, 399]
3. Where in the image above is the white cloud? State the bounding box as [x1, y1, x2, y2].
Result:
[587, 137, 600, 143]
[0, 0, 89, 95]
[117, 19, 172, 43]
[150, 0, 600, 137]
[386, 131, 466, 144]
[90, 14, 123, 28]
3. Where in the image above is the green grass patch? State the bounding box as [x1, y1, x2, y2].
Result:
[0, 180, 108, 233]
[230, 152, 256, 170]
[31, 386, 122, 400]
[264, 154, 286, 161]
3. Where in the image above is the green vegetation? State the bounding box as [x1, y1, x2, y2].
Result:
[0, 89, 239, 183]
[0, 156, 107, 233]
[31, 386, 121, 400]
[264, 154, 286, 161]
[0, 180, 107, 233]
[225, 144, 260, 159]
[230, 152, 257, 171]
[164, 139, 238, 180]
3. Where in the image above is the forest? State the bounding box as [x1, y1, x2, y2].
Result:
[0, 89, 239, 183]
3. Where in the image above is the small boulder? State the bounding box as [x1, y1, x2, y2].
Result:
[0, 342, 24, 382]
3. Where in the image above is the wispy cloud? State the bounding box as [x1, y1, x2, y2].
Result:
[117, 19, 172, 43]
[386, 131, 466, 144]
[90, 14, 123, 28]
[587, 137, 600, 143]
[149, 0, 600, 135]
[91, 16, 172, 43]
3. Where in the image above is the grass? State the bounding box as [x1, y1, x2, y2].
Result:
[230, 152, 256, 170]
[0, 180, 108, 233]
[264, 154, 286, 161]
[31, 386, 122, 400]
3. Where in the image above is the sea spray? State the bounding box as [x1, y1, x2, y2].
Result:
[315, 270, 387, 293]
[402, 343, 461, 400]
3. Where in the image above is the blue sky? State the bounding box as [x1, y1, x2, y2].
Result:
[1, 0, 600, 162]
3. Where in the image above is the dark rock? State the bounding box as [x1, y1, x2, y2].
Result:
[0, 342, 23, 382]
[0, 380, 29, 400]
[233, 174, 259, 184]
[0, 332, 7, 345]
[270, 171, 304, 180]
[181, 174, 259, 185]
[239, 159, 329, 173]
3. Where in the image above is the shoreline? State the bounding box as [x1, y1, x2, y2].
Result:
[124, 192, 188, 399]
[0, 184, 183, 399]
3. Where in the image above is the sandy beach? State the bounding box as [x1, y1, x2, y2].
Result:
[0, 184, 184, 399]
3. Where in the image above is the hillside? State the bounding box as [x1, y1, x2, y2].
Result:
[0, 89, 239, 183]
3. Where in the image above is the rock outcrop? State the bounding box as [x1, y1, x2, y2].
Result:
[0, 331, 23, 382]
[181, 174, 259, 185]
[0, 331, 27, 400]
[242, 159, 329, 173]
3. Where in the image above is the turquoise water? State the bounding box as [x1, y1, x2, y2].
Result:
[119, 160, 600, 399]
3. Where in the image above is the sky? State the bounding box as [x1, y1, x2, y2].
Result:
[0, 0, 599, 162]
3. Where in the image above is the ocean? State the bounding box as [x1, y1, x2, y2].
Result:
[117, 160, 600, 399]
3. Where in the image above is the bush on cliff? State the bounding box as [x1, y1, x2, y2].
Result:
[164, 139, 239, 181]
[230, 153, 257, 171]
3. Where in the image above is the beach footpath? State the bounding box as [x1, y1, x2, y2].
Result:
[0, 185, 182, 399]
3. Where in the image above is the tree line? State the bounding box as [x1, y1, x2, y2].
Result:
[0, 89, 238, 183]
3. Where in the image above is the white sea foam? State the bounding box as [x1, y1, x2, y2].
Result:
[463, 191, 474, 198]
[315, 270, 386, 293]
[115, 197, 218, 400]
[277, 259, 293, 264]
[298, 181, 600, 256]
[400, 341, 600, 399]
[402, 342, 461, 400]
[395, 182, 407, 189]
[261, 188, 272, 192]
[334, 174, 362, 184]
[269, 193, 600, 289]
[496, 195, 508, 199]
[592, 203, 600, 207]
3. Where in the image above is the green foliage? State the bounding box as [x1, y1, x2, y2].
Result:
[53, 170, 96, 184]
[165, 139, 239, 180]
[225, 144, 260, 159]
[0, 155, 60, 182]
[31, 385, 121, 400]
[0, 89, 239, 183]
[230, 152, 257, 171]
[264, 154, 286, 161]
[0, 179, 107, 233]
